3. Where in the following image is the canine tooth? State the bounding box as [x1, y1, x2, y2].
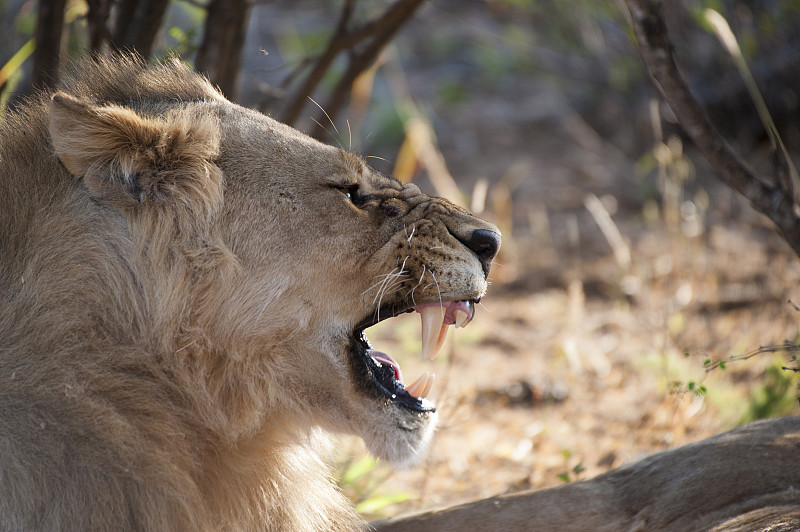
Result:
[419, 305, 448, 360]
[404, 372, 429, 398]
[420, 373, 435, 398]
[454, 309, 469, 328]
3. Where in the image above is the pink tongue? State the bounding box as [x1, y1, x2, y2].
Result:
[368, 350, 404, 384]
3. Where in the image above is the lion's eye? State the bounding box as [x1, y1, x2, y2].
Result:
[338, 185, 360, 204]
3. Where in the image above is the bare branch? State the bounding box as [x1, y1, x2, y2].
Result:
[32, 0, 67, 88]
[124, 0, 170, 57]
[309, 0, 425, 139]
[279, 0, 355, 125]
[85, 0, 112, 53]
[335, 0, 423, 52]
[195, 0, 254, 101]
[110, 0, 170, 58]
[624, 0, 800, 257]
[280, 0, 426, 132]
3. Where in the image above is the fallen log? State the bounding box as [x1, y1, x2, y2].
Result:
[372, 416, 800, 531]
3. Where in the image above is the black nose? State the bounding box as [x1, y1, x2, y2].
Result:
[462, 229, 501, 277]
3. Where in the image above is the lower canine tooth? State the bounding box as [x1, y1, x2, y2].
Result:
[420, 373, 435, 398]
[419, 305, 448, 360]
[405, 372, 429, 398]
[454, 309, 469, 328]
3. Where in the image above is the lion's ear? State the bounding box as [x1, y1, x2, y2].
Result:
[48, 92, 221, 209]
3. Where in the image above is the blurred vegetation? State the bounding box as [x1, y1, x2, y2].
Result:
[741, 361, 798, 423]
[335, 453, 416, 518]
[3, 0, 800, 153]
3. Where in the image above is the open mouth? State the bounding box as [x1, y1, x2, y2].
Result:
[352, 300, 476, 413]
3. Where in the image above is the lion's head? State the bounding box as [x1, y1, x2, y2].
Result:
[0, 55, 498, 529]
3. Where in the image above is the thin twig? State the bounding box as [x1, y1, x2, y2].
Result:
[705, 340, 800, 373]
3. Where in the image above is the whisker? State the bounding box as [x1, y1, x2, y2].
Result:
[398, 255, 410, 275]
[367, 270, 405, 282]
[365, 154, 393, 164]
[428, 270, 444, 308]
[377, 271, 406, 294]
[375, 277, 401, 322]
[408, 264, 426, 306]
[406, 224, 416, 244]
[308, 96, 340, 137]
[374, 256, 410, 321]
[379, 278, 405, 301]
[371, 268, 402, 305]
[361, 280, 387, 297]
[362, 267, 402, 298]
[310, 117, 344, 150]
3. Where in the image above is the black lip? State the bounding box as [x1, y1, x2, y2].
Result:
[353, 309, 435, 413]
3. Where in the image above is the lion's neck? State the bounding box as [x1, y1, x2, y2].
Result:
[192, 427, 360, 531]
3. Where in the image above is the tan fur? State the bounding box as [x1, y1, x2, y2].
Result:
[0, 55, 499, 531]
[373, 416, 800, 531]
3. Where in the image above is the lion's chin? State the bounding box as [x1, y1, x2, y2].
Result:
[359, 407, 438, 467]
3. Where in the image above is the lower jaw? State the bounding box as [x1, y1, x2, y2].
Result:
[354, 340, 436, 413]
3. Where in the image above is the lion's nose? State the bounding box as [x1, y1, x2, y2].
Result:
[462, 228, 501, 277]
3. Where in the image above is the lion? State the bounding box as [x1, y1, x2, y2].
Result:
[0, 54, 500, 531]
